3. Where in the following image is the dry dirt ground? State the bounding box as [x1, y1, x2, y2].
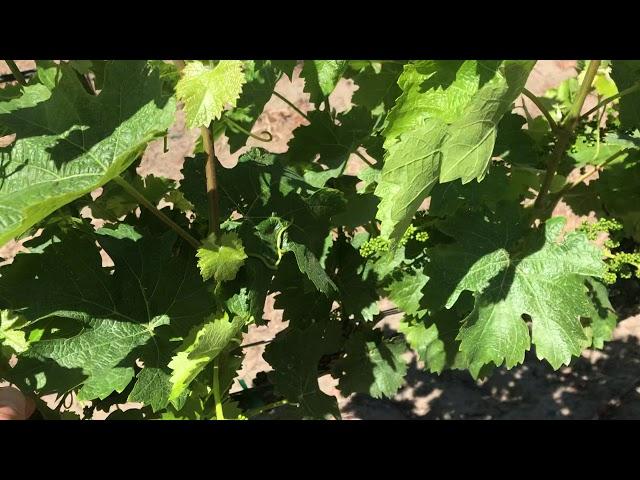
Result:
[1, 60, 639, 420]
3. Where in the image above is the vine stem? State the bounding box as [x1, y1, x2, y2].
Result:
[213, 358, 224, 420]
[522, 88, 558, 131]
[173, 60, 220, 236]
[273, 91, 310, 122]
[201, 124, 221, 236]
[582, 81, 640, 119]
[4, 60, 26, 85]
[533, 60, 601, 212]
[112, 176, 200, 249]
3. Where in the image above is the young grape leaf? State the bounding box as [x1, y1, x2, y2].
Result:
[399, 301, 482, 375]
[0, 60, 175, 247]
[196, 231, 248, 283]
[32, 60, 61, 90]
[176, 60, 246, 128]
[168, 312, 246, 402]
[399, 318, 446, 374]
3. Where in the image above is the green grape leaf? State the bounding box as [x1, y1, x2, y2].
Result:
[596, 153, 640, 240]
[611, 60, 640, 130]
[0, 309, 29, 357]
[439, 60, 535, 183]
[399, 318, 446, 373]
[263, 319, 343, 419]
[272, 60, 298, 79]
[584, 278, 617, 349]
[376, 60, 535, 239]
[286, 107, 377, 187]
[429, 164, 540, 219]
[0, 226, 214, 402]
[0, 61, 175, 246]
[128, 365, 173, 413]
[284, 241, 337, 296]
[176, 60, 246, 128]
[325, 237, 379, 321]
[375, 119, 447, 239]
[91, 173, 175, 222]
[33, 60, 61, 90]
[196, 232, 248, 283]
[168, 312, 245, 401]
[25, 317, 156, 400]
[568, 131, 640, 167]
[301, 60, 347, 104]
[493, 112, 541, 167]
[334, 330, 408, 399]
[148, 60, 181, 94]
[349, 61, 404, 115]
[271, 254, 334, 328]
[182, 149, 339, 255]
[386, 269, 429, 318]
[399, 304, 478, 374]
[383, 60, 484, 145]
[427, 209, 607, 377]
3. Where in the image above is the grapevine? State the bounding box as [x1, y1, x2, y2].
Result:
[0, 59, 638, 420]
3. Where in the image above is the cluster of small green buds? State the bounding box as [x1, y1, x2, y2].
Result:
[360, 225, 430, 258]
[359, 236, 390, 258]
[399, 225, 417, 246]
[415, 231, 430, 242]
[579, 218, 639, 284]
[578, 218, 623, 241]
[604, 251, 640, 284]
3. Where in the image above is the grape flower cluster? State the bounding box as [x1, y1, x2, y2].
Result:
[359, 224, 429, 258]
[579, 218, 640, 284]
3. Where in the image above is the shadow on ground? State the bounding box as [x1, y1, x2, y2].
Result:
[342, 335, 640, 420]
